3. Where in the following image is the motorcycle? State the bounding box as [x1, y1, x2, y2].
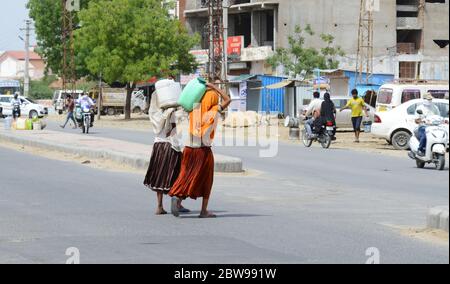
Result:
[12, 103, 21, 119]
[302, 117, 333, 149]
[81, 109, 92, 134]
[75, 104, 93, 134]
[408, 110, 448, 171]
[324, 120, 337, 141]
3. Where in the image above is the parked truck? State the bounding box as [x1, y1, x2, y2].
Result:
[89, 88, 146, 116]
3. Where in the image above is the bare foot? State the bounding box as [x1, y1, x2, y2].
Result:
[156, 208, 168, 215]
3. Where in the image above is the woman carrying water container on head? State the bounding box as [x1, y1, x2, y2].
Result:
[143, 77, 190, 215]
[169, 76, 231, 219]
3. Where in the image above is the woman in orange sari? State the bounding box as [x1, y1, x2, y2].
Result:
[169, 80, 230, 218]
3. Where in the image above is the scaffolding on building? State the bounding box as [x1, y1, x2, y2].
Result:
[205, 0, 225, 81]
[356, 0, 374, 86]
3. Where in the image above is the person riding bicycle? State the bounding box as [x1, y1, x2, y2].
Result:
[304, 91, 323, 138]
[11, 93, 22, 120]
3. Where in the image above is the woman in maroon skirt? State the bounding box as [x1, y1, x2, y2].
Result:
[144, 93, 188, 215]
[169, 81, 230, 218]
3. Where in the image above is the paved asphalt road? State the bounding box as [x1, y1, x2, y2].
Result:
[0, 120, 448, 263]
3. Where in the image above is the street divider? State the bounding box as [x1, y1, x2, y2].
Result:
[0, 129, 244, 173]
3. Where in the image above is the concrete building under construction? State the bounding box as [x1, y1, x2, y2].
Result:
[178, 0, 449, 81]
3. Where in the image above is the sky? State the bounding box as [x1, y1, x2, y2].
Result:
[0, 0, 36, 51]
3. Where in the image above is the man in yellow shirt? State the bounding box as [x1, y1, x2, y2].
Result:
[340, 89, 368, 143]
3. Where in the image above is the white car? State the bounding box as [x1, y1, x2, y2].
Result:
[0, 95, 48, 119]
[372, 99, 449, 150]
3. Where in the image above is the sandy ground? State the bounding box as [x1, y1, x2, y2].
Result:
[401, 228, 449, 246]
[46, 113, 410, 159]
[392, 225, 449, 247]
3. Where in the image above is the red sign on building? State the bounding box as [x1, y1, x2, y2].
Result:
[227, 36, 244, 56]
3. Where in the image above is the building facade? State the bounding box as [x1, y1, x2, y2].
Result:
[0, 50, 46, 81]
[180, 0, 449, 80]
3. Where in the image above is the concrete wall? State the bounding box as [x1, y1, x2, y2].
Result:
[421, 0, 449, 80]
[182, 0, 449, 79]
[423, 1, 449, 57]
[276, 0, 397, 56]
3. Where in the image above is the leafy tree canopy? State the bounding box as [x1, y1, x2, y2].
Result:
[76, 0, 198, 85]
[27, 0, 92, 76]
[75, 0, 198, 118]
[267, 25, 345, 77]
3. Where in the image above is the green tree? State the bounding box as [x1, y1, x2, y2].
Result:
[267, 25, 345, 77]
[76, 0, 198, 119]
[29, 75, 58, 100]
[27, 0, 92, 76]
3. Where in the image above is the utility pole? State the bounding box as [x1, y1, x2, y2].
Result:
[21, 20, 32, 97]
[61, 0, 77, 97]
[222, 0, 229, 84]
[97, 73, 102, 121]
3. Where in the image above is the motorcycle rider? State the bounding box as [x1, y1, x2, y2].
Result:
[304, 91, 323, 138]
[415, 94, 440, 157]
[320, 92, 337, 139]
[78, 93, 95, 127]
[11, 92, 22, 120]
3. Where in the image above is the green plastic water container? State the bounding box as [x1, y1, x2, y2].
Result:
[25, 119, 33, 130]
[178, 77, 207, 112]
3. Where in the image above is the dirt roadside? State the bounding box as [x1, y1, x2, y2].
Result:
[0, 140, 144, 174]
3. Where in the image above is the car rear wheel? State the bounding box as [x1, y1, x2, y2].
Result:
[392, 130, 411, 150]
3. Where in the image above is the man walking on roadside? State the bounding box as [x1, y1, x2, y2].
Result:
[340, 89, 368, 143]
[60, 95, 77, 129]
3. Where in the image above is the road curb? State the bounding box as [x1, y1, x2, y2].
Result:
[427, 206, 449, 232]
[0, 131, 244, 173]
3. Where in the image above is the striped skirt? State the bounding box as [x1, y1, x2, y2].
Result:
[143, 142, 182, 194]
[169, 147, 215, 200]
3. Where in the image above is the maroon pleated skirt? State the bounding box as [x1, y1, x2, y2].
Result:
[169, 147, 215, 200]
[143, 142, 182, 193]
